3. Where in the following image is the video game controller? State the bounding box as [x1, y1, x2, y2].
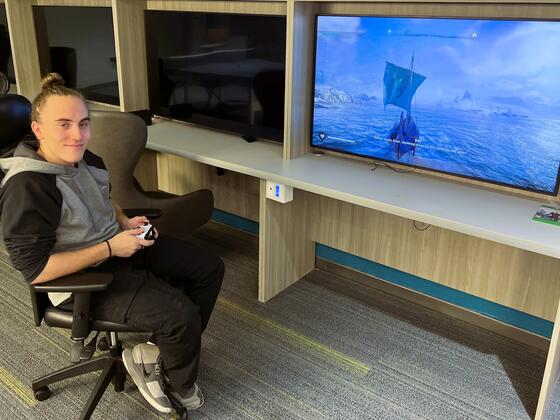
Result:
[136, 223, 154, 240]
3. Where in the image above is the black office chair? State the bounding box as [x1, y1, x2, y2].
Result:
[0, 94, 188, 419]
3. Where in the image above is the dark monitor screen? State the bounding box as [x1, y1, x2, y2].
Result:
[145, 11, 286, 142]
[0, 4, 15, 84]
[33, 6, 119, 105]
[311, 16, 560, 195]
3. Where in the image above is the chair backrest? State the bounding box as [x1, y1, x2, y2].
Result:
[30, 288, 52, 326]
[88, 111, 148, 207]
[0, 95, 49, 325]
[0, 94, 32, 176]
[0, 94, 32, 151]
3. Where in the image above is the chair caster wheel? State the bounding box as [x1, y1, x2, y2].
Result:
[97, 336, 109, 351]
[34, 386, 52, 401]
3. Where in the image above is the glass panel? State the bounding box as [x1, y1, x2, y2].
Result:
[34, 6, 119, 105]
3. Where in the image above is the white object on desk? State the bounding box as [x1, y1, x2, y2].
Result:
[265, 180, 293, 203]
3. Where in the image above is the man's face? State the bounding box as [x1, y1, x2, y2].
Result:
[31, 95, 90, 166]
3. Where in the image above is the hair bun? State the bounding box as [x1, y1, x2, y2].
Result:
[41, 72, 65, 90]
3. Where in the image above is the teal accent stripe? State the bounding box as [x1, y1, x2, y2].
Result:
[211, 209, 259, 235]
[211, 210, 553, 338]
[316, 243, 553, 339]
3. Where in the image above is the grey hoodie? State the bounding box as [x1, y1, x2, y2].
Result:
[0, 138, 120, 304]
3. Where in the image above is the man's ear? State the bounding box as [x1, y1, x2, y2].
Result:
[31, 121, 43, 141]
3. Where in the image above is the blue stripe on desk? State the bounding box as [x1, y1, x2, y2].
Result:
[212, 209, 259, 235]
[211, 209, 553, 339]
[315, 244, 553, 339]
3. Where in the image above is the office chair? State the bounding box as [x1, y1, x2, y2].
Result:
[0, 94, 189, 419]
[88, 111, 214, 239]
[0, 94, 28, 153]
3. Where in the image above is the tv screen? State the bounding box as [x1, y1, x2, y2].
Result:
[145, 11, 286, 142]
[33, 6, 120, 105]
[312, 16, 560, 195]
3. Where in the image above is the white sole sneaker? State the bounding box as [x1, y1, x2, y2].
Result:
[171, 383, 205, 410]
[122, 348, 172, 414]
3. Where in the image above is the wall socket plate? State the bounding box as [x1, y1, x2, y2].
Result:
[265, 180, 293, 203]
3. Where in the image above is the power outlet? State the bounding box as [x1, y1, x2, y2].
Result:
[265, 180, 293, 203]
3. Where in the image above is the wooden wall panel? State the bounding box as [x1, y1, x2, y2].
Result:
[283, 0, 316, 159]
[259, 181, 315, 301]
[535, 302, 560, 419]
[145, 1, 286, 15]
[33, 0, 111, 6]
[156, 153, 260, 221]
[135, 150, 159, 192]
[307, 193, 560, 321]
[5, 0, 41, 99]
[111, 0, 149, 111]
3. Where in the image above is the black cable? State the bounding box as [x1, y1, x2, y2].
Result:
[368, 161, 426, 230]
[413, 220, 431, 231]
[370, 159, 415, 174]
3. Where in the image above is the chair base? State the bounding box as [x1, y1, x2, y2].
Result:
[32, 344, 126, 420]
[31, 339, 189, 419]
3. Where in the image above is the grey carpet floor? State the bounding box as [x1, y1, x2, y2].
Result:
[0, 221, 558, 419]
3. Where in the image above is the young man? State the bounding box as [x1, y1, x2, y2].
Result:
[0, 73, 224, 413]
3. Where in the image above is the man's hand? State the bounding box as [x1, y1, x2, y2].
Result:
[112, 201, 151, 231]
[124, 216, 150, 230]
[122, 216, 158, 238]
[108, 228, 155, 258]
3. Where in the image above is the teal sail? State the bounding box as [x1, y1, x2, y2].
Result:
[383, 61, 426, 112]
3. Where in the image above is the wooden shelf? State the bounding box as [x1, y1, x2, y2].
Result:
[147, 120, 560, 259]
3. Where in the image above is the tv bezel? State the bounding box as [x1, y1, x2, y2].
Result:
[309, 14, 560, 196]
[144, 9, 286, 143]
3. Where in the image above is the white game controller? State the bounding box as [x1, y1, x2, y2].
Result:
[136, 223, 154, 240]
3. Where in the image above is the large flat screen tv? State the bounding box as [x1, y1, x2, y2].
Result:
[145, 11, 286, 142]
[311, 16, 560, 195]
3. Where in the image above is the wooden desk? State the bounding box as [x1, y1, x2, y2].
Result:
[147, 120, 559, 419]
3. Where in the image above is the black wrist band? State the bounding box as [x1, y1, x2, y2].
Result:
[105, 240, 112, 257]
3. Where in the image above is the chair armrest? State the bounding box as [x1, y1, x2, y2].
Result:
[31, 272, 112, 293]
[33, 272, 112, 357]
[146, 189, 213, 239]
[123, 208, 162, 220]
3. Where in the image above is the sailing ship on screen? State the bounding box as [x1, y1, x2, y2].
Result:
[384, 54, 426, 159]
